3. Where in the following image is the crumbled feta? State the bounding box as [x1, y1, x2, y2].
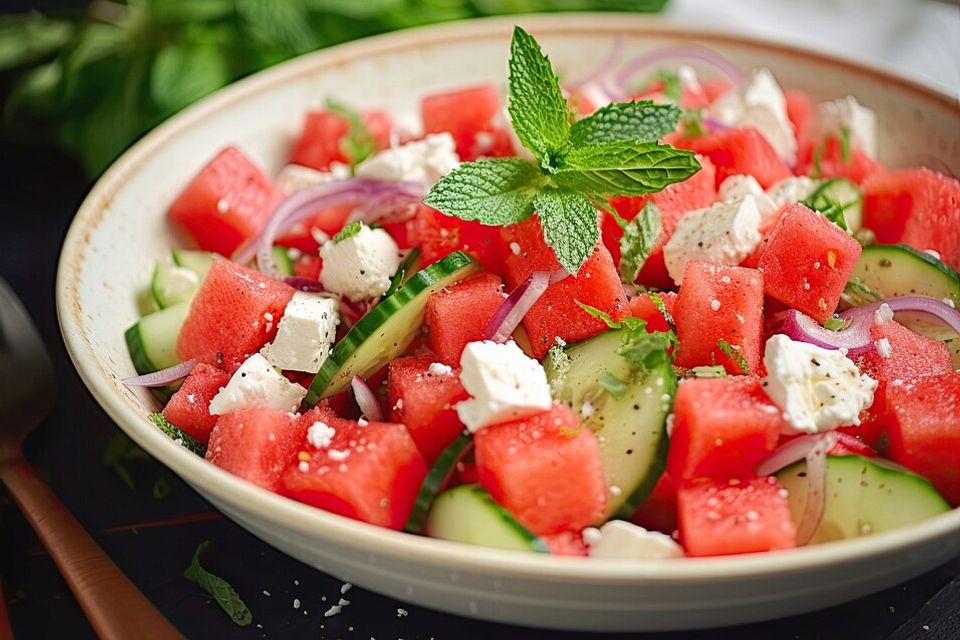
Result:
[677, 64, 703, 96]
[428, 362, 453, 376]
[818, 96, 877, 158]
[390, 111, 423, 143]
[319, 225, 402, 300]
[662, 195, 762, 285]
[944, 298, 956, 309]
[307, 421, 336, 449]
[707, 68, 796, 164]
[718, 174, 778, 221]
[455, 340, 552, 432]
[762, 335, 877, 435]
[765, 176, 818, 208]
[355, 133, 459, 184]
[276, 163, 350, 194]
[583, 521, 683, 559]
[874, 302, 894, 325]
[261, 292, 340, 373]
[209, 353, 307, 415]
[875, 338, 892, 358]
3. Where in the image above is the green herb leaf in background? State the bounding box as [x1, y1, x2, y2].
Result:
[332, 220, 364, 243]
[656, 69, 682, 102]
[0, 12, 73, 71]
[569, 100, 681, 147]
[325, 96, 377, 168]
[184, 541, 253, 627]
[618, 201, 661, 283]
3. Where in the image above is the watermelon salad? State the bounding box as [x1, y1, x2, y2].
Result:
[124, 28, 960, 561]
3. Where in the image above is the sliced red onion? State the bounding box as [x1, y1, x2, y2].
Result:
[779, 309, 874, 357]
[123, 359, 198, 388]
[795, 432, 837, 546]
[569, 35, 625, 90]
[839, 296, 960, 337]
[756, 434, 820, 477]
[231, 179, 425, 278]
[284, 276, 334, 293]
[482, 269, 568, 343]
[703, 117, 730, 133]
[351, 375, 384, 422]
[614, 46, 743, 94]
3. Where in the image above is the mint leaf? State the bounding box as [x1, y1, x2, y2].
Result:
[326, 96, 377, 168]
[569, 100, 680, 147]
[0, 13, 73, 72]
[657, 70, 682, 102]
[598, 371, 629, 399]
[842, 277, 882, 306]
[554, 141, 701, 197]
[533, 189, 598, 274]
[618, 329, 676, 372]
[424, 158, 543, 226]
[184, 541, 253, 626]
[838, 125, 852, 164]
[507, 26, 571, 167]
[618, 201, 661, 282]
[575, 300, 620, 328]
[333, 220, 364, 243]
[149, 413, 206, 456]
[801, 196, 848, 232]
[823, 315, 851, 332]
[717, 338, 750, 375]
[680, 108, 707, 138]
[647, 292, 675, 327]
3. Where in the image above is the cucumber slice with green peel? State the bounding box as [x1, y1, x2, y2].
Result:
[847, 244, 960, 305]
[171, 249, 214, 278]
[807, 177, 863, 232]
[545, 329, 675, 520]
[124, 302, 190, 374]
[271, 246, 295, 277]
[895, 310, 960, 369]
[405, 433, 473, 534]
[423, 484, 549, 553]
[136, 286, 160, 316]
[382, 247, 421, 301]
[150, 262, 202, 308]
[776, 454, 950, 545]
[305, 251, 479, 403]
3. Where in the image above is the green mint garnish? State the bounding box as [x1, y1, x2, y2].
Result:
[618, 201, 661, 283]
[598, 370, 629, 399]
[546, 344, 571, 395]
[424, 26, 699, 275]
[575, 300, 621, 328]
[838, 124, 852, 164]
[325, 96, 376, 169]
[680, 108, 707, 138]
[647, 291, 676, 327]
[801, 196, 848, 232]
[717, 338, 750, 375]
[823, 315, 851, 332]
[184, 541, 253, 627]
[842, 277, 882, 306]
[332, 220, 363, 243]
[149, 412, 206, 456]
[382, 247, 420, 300]
[690, 365, 727, 378]
[576, 300, 677, 374]
[656, 70, 682, 102]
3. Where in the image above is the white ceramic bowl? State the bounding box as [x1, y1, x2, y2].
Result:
[57, 15, 960, 632]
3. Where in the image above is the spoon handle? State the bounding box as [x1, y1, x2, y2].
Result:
[0, 457, 184, 639]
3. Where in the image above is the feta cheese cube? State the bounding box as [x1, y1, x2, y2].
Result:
[662, 195, 762, 285]
[707, 68, 796, 164]
[276, 163, 350, 194]
[677, 64, 703, 96]
[761, 335, 877, 435]
[717, 174, 777, 220]
[455, 340, 552, 432]
[209, 353, 307, 415]
[319, 225, 402, 300]
[261, 292, 340, 373]
[765, 176, 818, 208]
[583, 521, 683, 559]
[355, 133, 459, 185]
[819, 96, 877, 158]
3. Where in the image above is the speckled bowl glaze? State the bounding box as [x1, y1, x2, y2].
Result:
[57, 15, 960, 631]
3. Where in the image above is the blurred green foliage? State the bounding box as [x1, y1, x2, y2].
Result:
[0, 0, 668, 177]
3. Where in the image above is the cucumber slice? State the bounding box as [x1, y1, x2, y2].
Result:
[150, 262, 202, 308]
[545, 329, 674, 519]
[423, 484, 549, 553]
[895, 310, 960, 369]
[776, 454, 950, 545]
[171, 249, 214, 278]
[305, 251, 479, 402]
[382, 247, 421, 300]
[848, 244, 960, 305]
[405, 433, 472, 534]
[270, 246, 295, 277]
[808, 177, 863, 232]
[124, 302, 190, 374]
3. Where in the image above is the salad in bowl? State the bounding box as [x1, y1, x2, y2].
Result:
[120, 26, 959, 566]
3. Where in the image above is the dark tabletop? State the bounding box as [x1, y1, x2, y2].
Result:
[1, 140, 958, 640]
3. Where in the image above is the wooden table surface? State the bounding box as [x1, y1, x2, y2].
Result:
[1, 141, 957, 640]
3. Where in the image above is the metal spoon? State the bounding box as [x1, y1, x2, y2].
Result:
[0, 278, 184, 639]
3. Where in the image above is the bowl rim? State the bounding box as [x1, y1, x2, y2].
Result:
[57, 13, 960, 585]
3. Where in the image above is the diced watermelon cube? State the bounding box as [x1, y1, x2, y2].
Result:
[796, 135, 884, 185]
[281, 407, 428, 529]
[475, 404, 606, 535]
[206, 408, 306, 491]
[387, 356, 469, 464]
[411, 205, 506, 275]
[162, 363, 230, 442]
[674, 261, 765, 375]
[290, 109, 392, 171]
[631, 472, 678, 535]
[673, 127, 792, 189]
[424, 273, 505, 366]
[421, 84, 501, 136]
[885, 371, 960, 505]
[501, 216, 627, 359]
[784, 90, 815, 149]
[628, 291, 677, 333]
[604, 155, 717, 289]
[275, 204, 354, 254]
[176, 259, 295, 365]
[169, 146, 284, 257]
[863, 169, 960, 268]
[542, 531, 588, 557]
[668, 377, 786, 480]
[757, 203, 862, 323]
[677, 477, 796, 556]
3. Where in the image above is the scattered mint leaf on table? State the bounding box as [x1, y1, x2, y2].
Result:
[618, 201, 661, 283]
[184, 541, 253, 627]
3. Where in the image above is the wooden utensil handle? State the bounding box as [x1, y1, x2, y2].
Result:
[0, 457, 184, 639]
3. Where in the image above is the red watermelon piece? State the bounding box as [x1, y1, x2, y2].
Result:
[784, 89, 815, 149]
[206, 408, 306, 491]
[796, 135, 884, 185]
[387, 356, 469, 464]
[862, 169, 960, 268]
[162, 363, 230, 442]
[674, 261, 765, 375]
[757, 203, 862, 323]
[668, 377, 786, 481]
[169, 146, 284, 257]
[475, 404, 606, 535]
[542, 531, 589, 557]
[281, 407, 428, 530]
[501, 216, 627, 359]
[673, 127, 792, 189]
[290, 109, 391, 171]
[176, 259, 295, 365]
[677, 477, 796, 556]
[631, 472, 678, 535]
[421, 84, 506, 159]
[885, 371, 960, 505]
[424, 272, 505, 365]
[411, 205, 506, 275]
[628, 291, 677, 333]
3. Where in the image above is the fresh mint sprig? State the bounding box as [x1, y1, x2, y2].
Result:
[184, 541, 253, 627]
[617, 202, 661, 283]
[325, 96, 377, 168]
[423, 26, 700, 274]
